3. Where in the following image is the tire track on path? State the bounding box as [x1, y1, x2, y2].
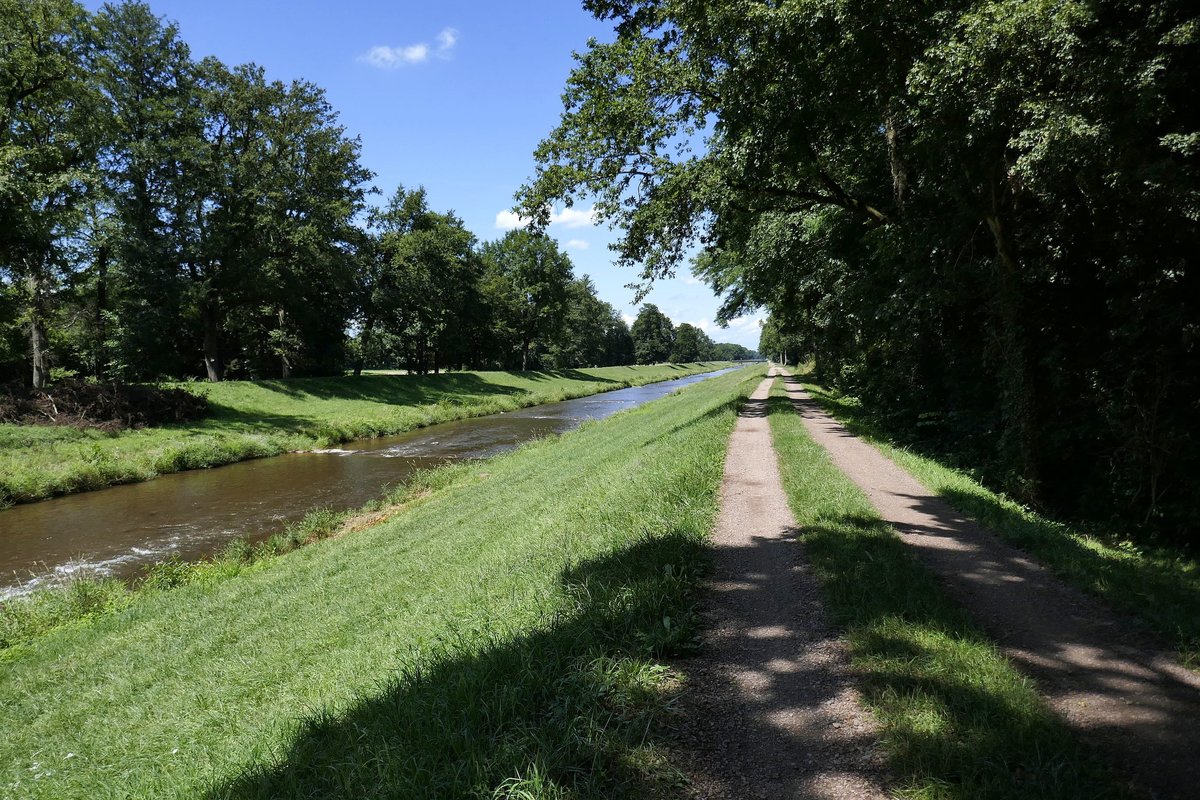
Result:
[778, 370, 1200, 799]
[675, 372, 889, 800]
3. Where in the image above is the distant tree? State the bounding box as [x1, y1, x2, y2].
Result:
[480, 231, 573, 371]
[713, 342, 756, 361]
[669, 322, 714, 363]
[630, 304, 674, 364]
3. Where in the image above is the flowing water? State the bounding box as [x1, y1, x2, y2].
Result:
[0, 368, 736, 598]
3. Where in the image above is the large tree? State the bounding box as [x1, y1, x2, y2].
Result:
[480, 230, 574, 371]
[630, 303, 673, 364]
[520, 0, 1200, 539]
[0, 0, 97, 387]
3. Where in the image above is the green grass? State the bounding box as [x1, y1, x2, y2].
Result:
[0, 362, 728, 506]
[766, 382, 1126, 799]
[798, 377, 1200, 668]
[0, 365, 762, 799]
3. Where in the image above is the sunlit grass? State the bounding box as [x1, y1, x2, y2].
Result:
[0, 366, 761, 799]
[0, 363, 729, 506]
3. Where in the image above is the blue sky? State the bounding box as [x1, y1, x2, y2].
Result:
[83, 0, 765, 349]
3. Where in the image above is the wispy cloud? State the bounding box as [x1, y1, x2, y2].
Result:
[494, 205, 599, 230]
[565, 239, 590, 250]
[360, 27, 458, 69]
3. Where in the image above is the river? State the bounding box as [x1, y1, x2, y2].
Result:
[0, 368, 736, 599]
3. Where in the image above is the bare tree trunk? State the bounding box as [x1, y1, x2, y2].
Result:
[884, 106, 909, 212]
[521, 338, 530, 371]
[94, 243, 108, 379]
[201, 294, 223, 382]
[278, 307, 291, 379]
[354, 317, 374, 377]
[28, 274, 50, 389]
[985, 208, 1041, 502]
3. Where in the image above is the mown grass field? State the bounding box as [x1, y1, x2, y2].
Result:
[0, 365, 761, 799]
[798, 378, 1200, 668]
[0, 363, 727, 507]
[767, 381, 1127, 799]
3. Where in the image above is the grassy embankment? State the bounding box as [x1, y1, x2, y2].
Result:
[0, 362, 728, 507]
[766, 382, 1127, 799]
[0, 366, 761, 799]
[794, 376, 1200, 668]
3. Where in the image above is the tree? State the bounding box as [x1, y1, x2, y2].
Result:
[630, 304, 673, 364]
[480, 231, 573, 371]
[669, 322, 713, 363]
[0, 0, 98, 387]
[519, 0, 1200, 540]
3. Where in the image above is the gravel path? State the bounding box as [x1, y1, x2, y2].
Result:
[673, 373, 890, 800]
[779, 371, 1200, 799]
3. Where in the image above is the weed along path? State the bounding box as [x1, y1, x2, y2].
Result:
[676, 372, 889, 799]
[777, 370, 1200, 798]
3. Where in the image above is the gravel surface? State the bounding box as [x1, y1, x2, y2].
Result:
[672, 374, 890, 800]
[780, 371, 1200, 800]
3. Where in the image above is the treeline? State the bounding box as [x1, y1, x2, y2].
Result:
[0, 1, 747, 386]
[629, 303, 756, 365]
[520, 1, 1199, 543]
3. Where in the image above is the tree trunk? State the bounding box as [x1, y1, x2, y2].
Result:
[985, 209, 1040, 502]
[884, 106, 909, 212]
[521, 338, 530, 372]
[94, 243, 108, 379]
[201, 294, 223, 382]
[278, 307, 291, 379]
[354, 317, 374, 377]
[28, 274, 49, 389]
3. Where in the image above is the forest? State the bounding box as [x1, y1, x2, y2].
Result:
[521, 0, 1198, 544]
[0, 0, 753, 389]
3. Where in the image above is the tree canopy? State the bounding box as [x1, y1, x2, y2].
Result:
[520, 0, 1200, 542]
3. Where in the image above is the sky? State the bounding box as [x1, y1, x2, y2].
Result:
[81, 0, 765, 350]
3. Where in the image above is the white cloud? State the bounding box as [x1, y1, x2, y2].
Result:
[552, 207, 598, 228]
[683, 274, 703, 286]
[494, 210, 526, 230]
[436, 27, 459, 55]
[360, 27, 457, 69]
[621, 313, 636, 327]
[494, 205, 599, 230]
[565, 239, 590, 250]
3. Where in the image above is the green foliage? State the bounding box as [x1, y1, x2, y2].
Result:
[629, 303, 673, 364]
[523, 0, 1200, 545]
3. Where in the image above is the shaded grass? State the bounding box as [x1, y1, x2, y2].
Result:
[766, 384, 1127, 800]
[799, 378, 1200, 668]
[0, 366, 762, 799]
[0, 362, 730, 506]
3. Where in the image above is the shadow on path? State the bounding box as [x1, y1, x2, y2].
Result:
[780, 373, 1200, 799]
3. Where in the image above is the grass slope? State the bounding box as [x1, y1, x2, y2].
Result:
[0, 366, 761, 799]
[0, 363, 727, 507]
[767, 383, 1126, 799]
[800, 379, 1200, 668]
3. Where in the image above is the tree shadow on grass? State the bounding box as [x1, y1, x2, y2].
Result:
[204, 531, 710, 800]
[796, 514, 1129, 799]
[248, 373, 532, 403]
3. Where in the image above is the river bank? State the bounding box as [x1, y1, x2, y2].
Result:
[0, 365, 760, 799]
[0, 363, 729, 507]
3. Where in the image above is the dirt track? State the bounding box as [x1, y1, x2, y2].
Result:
[778, 371, 1200, 799]
[674, 374, 889, 799]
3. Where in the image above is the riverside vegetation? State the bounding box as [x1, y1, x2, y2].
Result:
[0, 365, 761, 799]
[0, 362, 728, 505]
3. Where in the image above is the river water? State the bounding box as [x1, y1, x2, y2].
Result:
[0, 368, 736, 599]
